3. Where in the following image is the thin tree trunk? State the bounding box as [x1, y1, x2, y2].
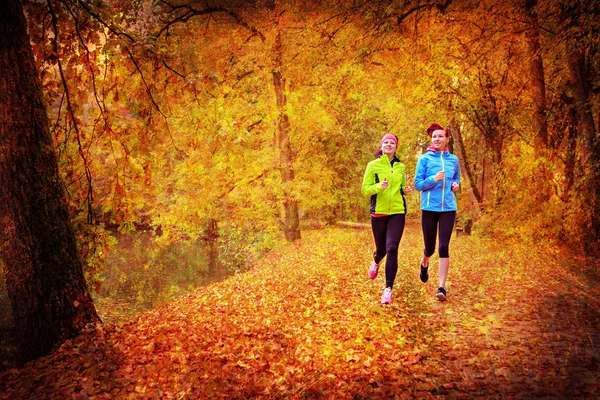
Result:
[481, 155, 486, 202]
[524, 0, 553, 203]
[272, 12, 300, 241]
[565, 39, 599, 252]
[567, 44, 596, 165]
[450, 122, 483, 204]
[524, 0, 548, 149]
[524, 0, 554, 203]
[558, 93, 578, 202]
[0, 0, 100, 364]
[205, 218, 219, 274]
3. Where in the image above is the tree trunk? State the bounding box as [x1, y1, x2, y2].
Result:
[559, 2, 599, 253]
[476, 116, 503, 205]
[272, 13, 301, 241]
[450, 122, 483, 204]
[566, 43, 596, 166]
[524, 0, 553, 202]
[560, 3, 597, 166]
[558, 93, 578, 202]
[524, 0, 548, 149]
[0, 0, 100, 364]
[565, 39, 599, 253]
[204, 218, 223, 275]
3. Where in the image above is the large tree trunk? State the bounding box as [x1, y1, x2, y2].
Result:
[565, 36, 599, 253]
[560, 2, 597, 166]
[272, 12, 300, 242]
[0, 0, 100, 364]
[568, 48, 600, 252]
[557, 1, 600, 254]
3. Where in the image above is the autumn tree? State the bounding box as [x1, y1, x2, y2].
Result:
[0, 0, 100, 363]
[558, 0, 600, 251]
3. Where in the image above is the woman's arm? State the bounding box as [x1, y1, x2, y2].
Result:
[414, 157, 438, 192]
[361, 163, 384, 196]
[452, 157, 461, 186]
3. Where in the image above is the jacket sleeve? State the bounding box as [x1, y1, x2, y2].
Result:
[452, 157, 461, 186]
[362, 162, 383, 196]
[400, 165, 406, 195]
[414, 156, 438, 192]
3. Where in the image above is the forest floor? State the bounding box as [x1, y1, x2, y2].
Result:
[1, 218, 599, 399]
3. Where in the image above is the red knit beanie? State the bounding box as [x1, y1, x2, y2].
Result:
[381, 134, 398, 146]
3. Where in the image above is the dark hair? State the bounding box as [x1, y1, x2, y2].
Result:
[373, 134, 398, 158]
[426, 123, 449, 138]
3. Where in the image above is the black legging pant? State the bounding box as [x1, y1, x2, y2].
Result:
[371, 214, 406, 289]
[422, 210, 456, 258]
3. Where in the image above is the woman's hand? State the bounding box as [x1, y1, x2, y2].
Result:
[451, 182, 459, 192]
[381, 178, 388, 189]
[434, 170, 445, 182]
[404, 185, 413, 194]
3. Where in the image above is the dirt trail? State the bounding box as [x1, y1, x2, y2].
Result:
[1, 221, 599, 398]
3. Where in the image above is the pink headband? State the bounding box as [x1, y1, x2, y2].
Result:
[381, 134, 398, 146]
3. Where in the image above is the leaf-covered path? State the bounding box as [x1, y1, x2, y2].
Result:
[1, 219, 599, 399]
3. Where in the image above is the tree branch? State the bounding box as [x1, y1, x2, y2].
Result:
[76, 0, 135, 42]
[393, 0, 453, 25]
[162, 60, 186, 78]
[47, 0, 94, 224]
[156, 4, 265, 42]
[125, 46, 167, 119]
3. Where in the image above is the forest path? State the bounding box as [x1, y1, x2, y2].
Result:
[1, 219, 599, 399]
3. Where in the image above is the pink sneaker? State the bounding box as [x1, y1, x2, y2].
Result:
[381, 287, 392, 304]
[368, 261, 380, 279]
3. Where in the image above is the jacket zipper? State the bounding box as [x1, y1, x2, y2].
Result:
[388, 168, 394, 213]
[440, 151, 446, 211]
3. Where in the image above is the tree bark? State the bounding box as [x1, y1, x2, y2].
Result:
[272, 12, 301, 241]
[560, 2, 597, 166]
[559, 1, 599, 253]
[565, 32, 599, 253]
[568, 47, 600, 252]
[558, 93, 578, 202]
[524, 0, 548, 149]
[204, 218, 219, 274]
[524, 0, 552, 203]
[0, 0, 100, 364]
[566, 43, 596, 166]
[472, 104, 503, 205]
[450, 121, 483, 204]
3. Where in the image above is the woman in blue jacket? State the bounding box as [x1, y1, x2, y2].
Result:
[362, 134, 412, 304]
[414, 123, 460, 301]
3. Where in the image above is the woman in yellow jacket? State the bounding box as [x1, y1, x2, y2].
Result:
[362, 134, 412, 304]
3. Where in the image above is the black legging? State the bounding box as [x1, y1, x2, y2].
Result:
[422, 210, 456, 258]
[371, 214, 406, 289]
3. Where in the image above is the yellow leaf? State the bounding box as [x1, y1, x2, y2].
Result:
[145, 341, 155, 353]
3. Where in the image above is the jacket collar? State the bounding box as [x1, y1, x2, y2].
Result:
[380, 154, 400, 164]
